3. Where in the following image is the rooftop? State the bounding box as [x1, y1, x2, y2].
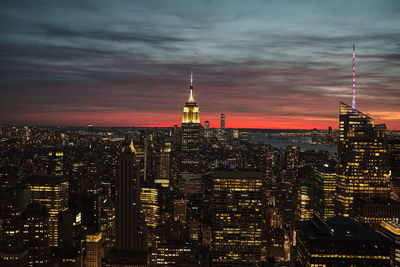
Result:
[25, 175, 67, 185]
[299, 216, 384, 242]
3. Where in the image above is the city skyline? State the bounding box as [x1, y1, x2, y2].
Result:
[1, 1, 400, 129]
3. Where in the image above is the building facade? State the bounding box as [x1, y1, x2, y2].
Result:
[179, 73, 203, 194]
[25, 175, 68, 247]
[336, 102, 390, 217]
[313, 165, 336, 220]
[296, 217, 390, 266]
[212, 170, 263, 266]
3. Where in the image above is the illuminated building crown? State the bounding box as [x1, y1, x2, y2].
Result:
[182, 71, 200, 124]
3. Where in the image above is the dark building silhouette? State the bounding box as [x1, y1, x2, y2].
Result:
[0, 185, 31, 266]
[220, 114, 225, 129]
[103, 143, 148, 266]
[21, 203, 50, 266]
[116, 143, 146, 251]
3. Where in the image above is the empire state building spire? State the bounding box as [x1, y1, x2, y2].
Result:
[188, 71, 195, 103]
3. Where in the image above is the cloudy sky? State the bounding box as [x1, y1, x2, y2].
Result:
[1, 0, 399, 129]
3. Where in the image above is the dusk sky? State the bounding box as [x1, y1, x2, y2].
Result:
[1, 0, 400, 129]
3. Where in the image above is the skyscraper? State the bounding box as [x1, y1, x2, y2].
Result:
[0, 185, 31, 267]
[84, 232, 102, 267]
[205, 121, 210, 130]
[336, 45, 390, 216]
[313, 164, 336, 220]
[21, 203, 50, 266]
[116, 143, 146, 251]
[179, 72, 202, 194]
[336, 46, 390, 216]
[297, 184, 313, 222]
[212, 170, 263, 265]
[379, 220, 400, 266]
[336, 102, 390, 216]
[158, 142, 171, 180]
[103, 142, 148, 266]
[25, 175, 68, 247]
[220, 114, 225, 129]
[140, 187, 159, 228]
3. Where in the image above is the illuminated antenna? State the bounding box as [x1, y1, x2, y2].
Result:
[188, 71, 194, 102]
[352, 44, 356, 110]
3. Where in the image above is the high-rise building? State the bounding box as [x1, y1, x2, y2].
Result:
[204, 121, 212, 139]
[212, 170, 263, 266]
[25, 175, 68, 247]
[389, 140, 400, 182]
[379, 220, 400, 267]
[144, 132, 155, 183]
[81, 160, 102, 233]
[388, 140, 400, 199]
[158, 142, 171, 180]
[285, 146, 299, 180]
[21, 203, 50, 266]
[336, 102, 390, 216]
[84, 232, 102, 267]
[42, 149, 64, 176]
[0, 250, 28, 267]
[297, 184, 313, 222]
[179, 72, 202, 194]
[173, 199, 187, 225]
[0, 185, 31, 267]
[352, 197, 400, 230]
[1, 185, 31, 248]
[116, 144, 146, 251]
[55, 209, 82, 266]
[140, 187, 159, 228]
[296, 216, 390, 266]
[150, 244, 193, 266]
[336, 46, 390, 216]
[103, 143, 148, 266]
[220, 114, 225, 129]
[313, 164, 336, 220]
[140, 187, 159, 249]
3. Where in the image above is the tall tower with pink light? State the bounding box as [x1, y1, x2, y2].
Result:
[352, 44, 356, 110]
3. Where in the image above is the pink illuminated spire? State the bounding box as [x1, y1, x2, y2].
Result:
[352, 44, 356, 110]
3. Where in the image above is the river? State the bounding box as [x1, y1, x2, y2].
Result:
[249, 133, 337, 153]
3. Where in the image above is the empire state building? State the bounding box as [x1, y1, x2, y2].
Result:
[182, 72, 200, 124]
[179, 72, 203, 194]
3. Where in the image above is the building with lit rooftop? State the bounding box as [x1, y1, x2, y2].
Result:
[313, 164, 336, 220]
[83, 232, 102, 267]
[336, 102, 390, 217]
[25, 175, 68, 247]
[179, 72, 203, 194]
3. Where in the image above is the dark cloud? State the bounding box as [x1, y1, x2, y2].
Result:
[0, 0, 399, 128]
